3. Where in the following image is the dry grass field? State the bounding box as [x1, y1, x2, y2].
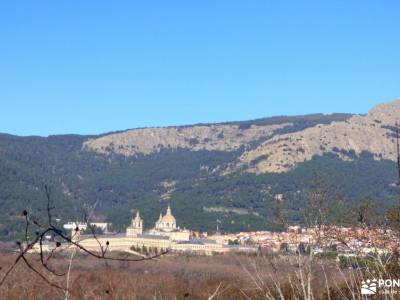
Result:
[0, 251, 383, 300]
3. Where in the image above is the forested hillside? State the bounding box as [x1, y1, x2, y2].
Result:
[0, 110, 398, 241]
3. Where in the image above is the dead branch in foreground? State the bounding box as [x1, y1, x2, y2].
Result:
[0, 185, 167, 295]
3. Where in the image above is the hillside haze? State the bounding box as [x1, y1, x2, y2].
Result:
[0, 99, 399, 240]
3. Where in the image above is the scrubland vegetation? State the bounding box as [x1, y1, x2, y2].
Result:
[0, 251, 399, 300]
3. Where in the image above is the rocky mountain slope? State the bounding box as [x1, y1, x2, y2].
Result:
[84, 99, 400, 174]
[83, 123, 290, 156]
[237, 100, 400, 173]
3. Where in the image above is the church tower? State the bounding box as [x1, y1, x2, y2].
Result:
[126, 211, 143, 237]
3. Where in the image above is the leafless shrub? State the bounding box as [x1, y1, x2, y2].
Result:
[0, 185, 167, 298]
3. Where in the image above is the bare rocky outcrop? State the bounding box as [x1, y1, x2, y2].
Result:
[83, 99, 400, 174]
[83, 123, 290, 155]
[236, 99, 400, 173]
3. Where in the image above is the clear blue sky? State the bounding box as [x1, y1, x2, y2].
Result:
[1, 1, 399, 136]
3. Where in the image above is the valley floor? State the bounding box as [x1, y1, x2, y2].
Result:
[0, 252, 398, 299]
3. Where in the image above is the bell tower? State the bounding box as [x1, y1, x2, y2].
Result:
[126, 211, 143, 237]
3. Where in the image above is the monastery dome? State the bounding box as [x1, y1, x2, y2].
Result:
[161, 214, 176, 224]
[160, 205, 176, 225]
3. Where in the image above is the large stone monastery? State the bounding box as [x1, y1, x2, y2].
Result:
[78, 206, 229, 255]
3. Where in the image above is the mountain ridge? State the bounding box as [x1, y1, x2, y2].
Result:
[0, 99, 398, 240]
[82, 113, 353, 160]
[236, 99, 400, 173]
[82, 99, 400, 174]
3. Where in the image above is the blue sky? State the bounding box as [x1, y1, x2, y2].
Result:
[0, 1, 399, 136]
